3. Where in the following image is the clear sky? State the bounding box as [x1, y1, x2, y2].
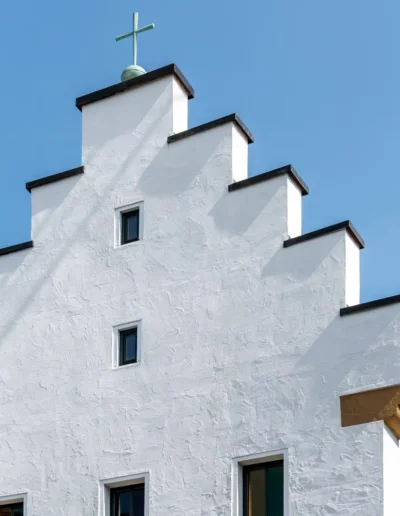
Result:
[0, 0, 398, 302]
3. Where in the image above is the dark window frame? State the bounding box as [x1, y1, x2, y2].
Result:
[0, 502, 24, 516]
[110, 483, 145, 516]
[121, 208, 140, 245]
[119, 326, 138, 366]
[243, 459, 284, 516]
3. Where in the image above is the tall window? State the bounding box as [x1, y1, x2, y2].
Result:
[111, 484, 144, 516]
[0, 503, 23, 516]
[243, 460, 283, 516]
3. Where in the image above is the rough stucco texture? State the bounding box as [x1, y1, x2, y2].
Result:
[1, 74, 399, 516]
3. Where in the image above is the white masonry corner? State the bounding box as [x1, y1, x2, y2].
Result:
[345, 231, 361, 306]
[286, 175, 302, 239]
[231, 125, 249, 183]
[172, 77, 189, 134]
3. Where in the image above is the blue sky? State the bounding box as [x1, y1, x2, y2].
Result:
[0, 0, 398, 302]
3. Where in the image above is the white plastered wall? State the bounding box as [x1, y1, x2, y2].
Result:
[0, 72, 399, 516]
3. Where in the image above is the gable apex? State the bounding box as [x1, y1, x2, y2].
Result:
[75, 64, 194, 111]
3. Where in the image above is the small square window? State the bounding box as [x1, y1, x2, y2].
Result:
[243, 460, 283, 516]
[119, 327, 138, 366]
[121, 209, 140, 245]
[0, 503, 23, 516]
[110, 484, 145, 516]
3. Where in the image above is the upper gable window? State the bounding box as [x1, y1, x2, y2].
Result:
[243, 460, 283, 516]
[115, 201, 143, 248]
[122, 209, 140, 245]
[119, 326, 138, 366]
[0, 503, 23, 516]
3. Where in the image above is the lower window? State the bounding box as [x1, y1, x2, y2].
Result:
[0, 503, 23, 516]
[111, 484, 144, 516]
[243, 460, 283, 516]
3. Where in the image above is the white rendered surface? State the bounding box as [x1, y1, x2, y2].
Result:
[1, 72, 399, 516]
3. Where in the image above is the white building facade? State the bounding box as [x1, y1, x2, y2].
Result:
[1, 64, 400, 516]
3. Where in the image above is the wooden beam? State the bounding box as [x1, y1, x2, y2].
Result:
[340, 384, 400, 438]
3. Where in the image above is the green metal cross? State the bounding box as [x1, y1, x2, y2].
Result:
[116, 12, 155, 68]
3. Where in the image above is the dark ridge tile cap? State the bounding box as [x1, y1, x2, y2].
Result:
[26, 167, 84, 193]
[76, 64, 194, 111]
[0, 240, 33, 257]
[340, 295, 400, 316]
[167, 113, 254, 145]
[283, 220, 365, 249]
[228, 164, 309, 196]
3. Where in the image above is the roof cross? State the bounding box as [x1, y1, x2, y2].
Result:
[116, 12, 155, 81]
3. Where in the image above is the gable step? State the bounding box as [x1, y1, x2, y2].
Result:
[340, 295, 400, 316]
[228, 164, 309, 195]
[76, 64, 195, 111]
[26, 167, 84, 193]
[0, 240, 33, 257]
[284, 220, 364, 249]
[167, 113, 254, 144]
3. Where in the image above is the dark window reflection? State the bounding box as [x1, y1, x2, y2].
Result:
[122, 209, 139, 244]
[111, 484, 145, 516]
[243, 461, 283, 516]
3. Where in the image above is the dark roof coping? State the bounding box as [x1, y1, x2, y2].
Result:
[76, 64, 194, 111]
[0, 241, 33, 257]
[167, 113, 254, 145]
[228, 164, 309, 195]
[340, 295, 400, 316]
[283, 220, 365, 250]
[26, 167, 84, 193]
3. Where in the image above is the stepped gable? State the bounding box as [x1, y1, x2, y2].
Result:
[2, 64, 397, 311]
[2, 62, 400, 515]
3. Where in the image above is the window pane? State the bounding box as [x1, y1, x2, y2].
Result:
[124, 332, 137, 362]
[120, 328, 138, 365]
[118, 491, 132, 516]
[122, 210, 139, 244]
[248, 468, 266, 516]
[0, 506, 23, 516]
[111, 485, 145, 516]
[132, 487, 145, 516]
[244, 462, 283, 516]
[266, 464, 283, 515]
